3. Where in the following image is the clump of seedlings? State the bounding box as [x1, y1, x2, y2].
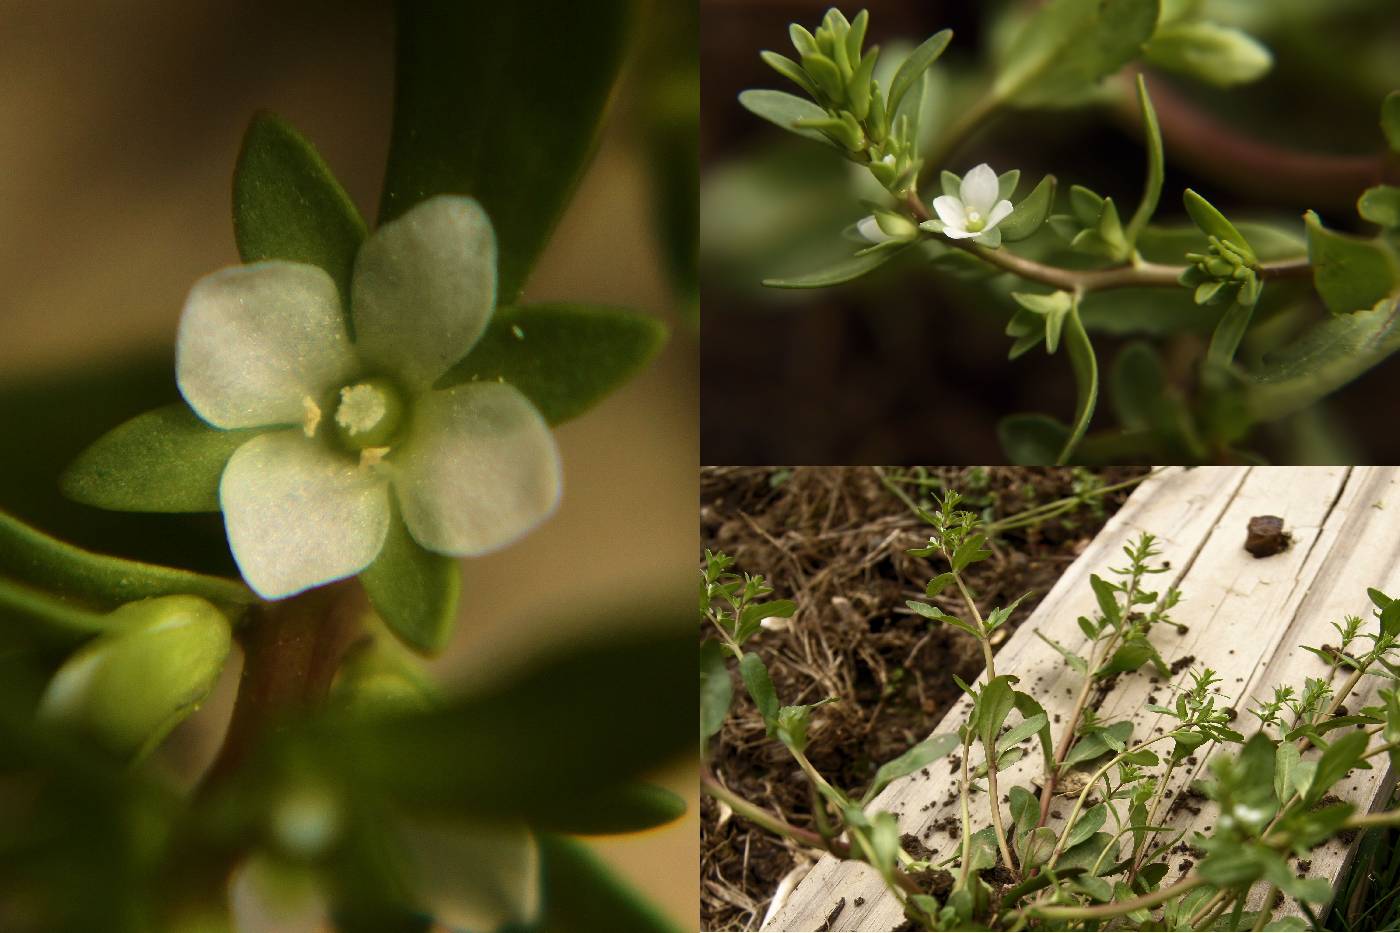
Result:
[700, 490, 1400, 931]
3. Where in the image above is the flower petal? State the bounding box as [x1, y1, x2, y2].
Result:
[176, 263, 357, 430]
[220, 431, 390, 599]
[942, 226, 977, 239]
[856, 215, 891, 243]
[986, 199, 1015, 229]
[393, 383, 561, 557]
[931, 195, 967, 229]
[960, 163, 999, 214]
[351, 195, 497, 389]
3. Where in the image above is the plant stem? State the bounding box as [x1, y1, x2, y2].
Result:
[701, 769, 848, 856]
[202, 581, 364, 788]
[1045, 734, 1172, 871]
[1113, 71, 1399, 211]
[1028, 870, 1205, 920]
[902, 189, 1313, 293]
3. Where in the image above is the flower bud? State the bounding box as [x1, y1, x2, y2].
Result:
[38, 595, 231, 759]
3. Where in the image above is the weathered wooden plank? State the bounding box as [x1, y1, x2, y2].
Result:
[765, 466, 1252, 931]
[1149, 466, 1400, 916]
[764, 466, 1390, 932]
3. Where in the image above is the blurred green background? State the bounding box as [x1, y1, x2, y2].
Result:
[0, 0, 696, 926]
[701, 0, 1400, 464]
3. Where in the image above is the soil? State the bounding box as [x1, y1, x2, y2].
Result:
[699, 466, 1148, 931]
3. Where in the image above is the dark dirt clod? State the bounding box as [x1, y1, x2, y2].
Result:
[1170, 654, 1197, 675]
[901, 833, 938, 862]
[853, 896, 865, 907]
[699, 466, 1146, 931]
[1245, 515, 1291, 558]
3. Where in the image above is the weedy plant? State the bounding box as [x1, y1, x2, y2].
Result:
[737, 4, 1400, 464]
[700, 490, 1400, 931]
[0, 3, 691, 932]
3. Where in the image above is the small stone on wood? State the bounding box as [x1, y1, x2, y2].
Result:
[1245, 515, 1290, 558]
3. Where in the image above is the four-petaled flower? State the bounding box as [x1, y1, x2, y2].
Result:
[930, 163, 1013, 246]
[176, 195, 561, 600]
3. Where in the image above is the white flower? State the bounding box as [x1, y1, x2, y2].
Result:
[856, 215, 894, 244]
[930, 163, 1014, 244]
[176, 195, 561, 600]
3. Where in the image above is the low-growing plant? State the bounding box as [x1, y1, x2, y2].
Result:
[735, 4, 1400, 464]
[700, 490, 1400, 931]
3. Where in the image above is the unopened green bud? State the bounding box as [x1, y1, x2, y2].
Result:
[38, 595, 231, 759]
[874, 211, 918, 240]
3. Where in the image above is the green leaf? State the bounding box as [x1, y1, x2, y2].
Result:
[1058, 305, 1099, 465]
[993, 0, 1159, 107]
[999, 414, 1070, 466]
[1304, 210, 1400, 314]
[1000, 175, 1057, 242]
[1383, 90, 1400, 154]
[360, 505, 460, 655]
[863, 733, 959, 805]
[1275, 741, 1301, 804]
[1184, 189, 1254, 263]
[38, 595, 231, 760]
[338, 616, 691, 820]
[1305, 729, 1368, 805]
[233, 111, 367, 313]
[1144, 21, 1272, 87]
[1360, 185, 1400, 230]
[997, 712, 1049, 755]
[1058, 833, 1118, 875]
[762, 242, 912, 288]
[887, 29, 952, 122]
[1206, 296, 1257, 369]
[736, 599, 797, 644]
[528, 782, 686, 836]
[534, 834, 679, 933]
[700, 639, 732, 752]
[61, 404, 259, 514]
[739, 90, 838, 146]
[760, 51, 820, 98]
[740, 651, 780, 731]
[0, 509, 252, 624]
[975, 676, 1017, 751]
[438, 303, 667, 425]
[379, 0, 633, 304]
[1126, 75, 1164, 245]
[1098, 636, 1153, 677]
[1248, 297, 1400, 422]
[1064, 803, 1107, 851]
[1064, 721, 1133, 767]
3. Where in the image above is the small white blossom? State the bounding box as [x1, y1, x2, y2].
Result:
[856, 215, 894, 244]
[176, 195, 561, 599]
[930, 163, 1014, 244]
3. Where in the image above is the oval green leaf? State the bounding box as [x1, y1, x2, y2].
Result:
[438, 303, 668, 425]
[360, 504, 460, 656]
[379, 0, 633, 304]
[233, 111, 367, 313]
[1000, 175, 1057, 242]
[61, 404, 260, 514]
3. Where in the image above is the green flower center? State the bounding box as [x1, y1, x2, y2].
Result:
[964, 209, 986, 233]
[332, 378, 404, 450]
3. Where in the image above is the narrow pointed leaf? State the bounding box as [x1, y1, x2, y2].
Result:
[439, 303, 667, 425]
[61, 404, 259, 514]
[0, 508, 252, 616]
[233, 111, 367, 313]
[738, 90, 836, 146]
[1000, 175, 1056, 242]
[762, 243, 911, 289]
[1126, 75, 1163, 244]
[535, 834, 680, 933]
[360, 505, 460, 656]
[528, 782, 686, 835]
[887, 29, 952, 123]
[379, 0, 634, 303]
[1058, 306, 1099, 464]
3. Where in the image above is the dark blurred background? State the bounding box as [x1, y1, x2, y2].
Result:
[0, 1, 696, 923]
[701, 0, 1400, 464]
